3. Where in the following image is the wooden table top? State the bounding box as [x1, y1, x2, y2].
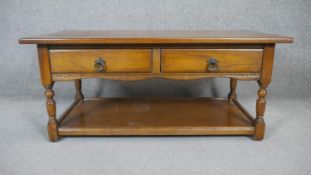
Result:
[19, 30, 293, 44]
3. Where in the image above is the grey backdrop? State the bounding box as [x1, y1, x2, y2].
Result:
[1, 0, 310, 99]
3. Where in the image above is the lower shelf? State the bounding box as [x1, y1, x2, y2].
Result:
[58, 97, 255, 136]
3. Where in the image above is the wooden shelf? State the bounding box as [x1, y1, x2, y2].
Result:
[58, 97, 255, 136]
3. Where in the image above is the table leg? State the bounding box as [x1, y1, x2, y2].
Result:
[44, 82, 58, 142]
[254, 81, 268, 140]
[74, 79, 84, 100]
[228, 78, 237, 100]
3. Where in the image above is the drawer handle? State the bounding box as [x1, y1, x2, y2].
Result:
[94, 57, 106, 72]
[207, 58, 218, 72]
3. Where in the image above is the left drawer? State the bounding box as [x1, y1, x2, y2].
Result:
[49, 49, 152, 73]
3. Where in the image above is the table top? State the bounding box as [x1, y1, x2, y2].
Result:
[19, 30, 293, 44]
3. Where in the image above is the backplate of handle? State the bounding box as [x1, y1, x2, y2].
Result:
[207, 58, 218, 72]
[94, 57, 105, 72]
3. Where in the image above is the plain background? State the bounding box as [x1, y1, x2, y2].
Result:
[1, 0, 311, 175]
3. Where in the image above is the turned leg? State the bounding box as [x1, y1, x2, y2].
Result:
[228, 78, 237, 100]
[254, 81, 268, 140]
[74, 79, 84, 100]
[44, 83, 59, 142]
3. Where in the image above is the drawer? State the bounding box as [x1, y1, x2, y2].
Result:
[161, 49, 263, 73]
[50, 49, 152, 73]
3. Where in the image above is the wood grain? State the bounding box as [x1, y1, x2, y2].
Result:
[161, 49, 263, 73]
[260, 44, 275, 85]
[37, 45, 52, 86]
[19, 30, 293, 44]
[52, 73, 260, 81]
[58, 97, 254, 136]
[50, 49, 152, 73]
[152, 48, 161, 73]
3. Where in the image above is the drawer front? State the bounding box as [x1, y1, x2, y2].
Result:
[50, 49, 152, 73]
[161, 49, 263, 73]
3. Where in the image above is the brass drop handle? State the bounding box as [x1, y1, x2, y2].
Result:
[94, 57, 105, 72]
[207, 58, 218, 72]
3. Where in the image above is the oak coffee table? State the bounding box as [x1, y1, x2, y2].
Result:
[19, 30, 293, 141]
